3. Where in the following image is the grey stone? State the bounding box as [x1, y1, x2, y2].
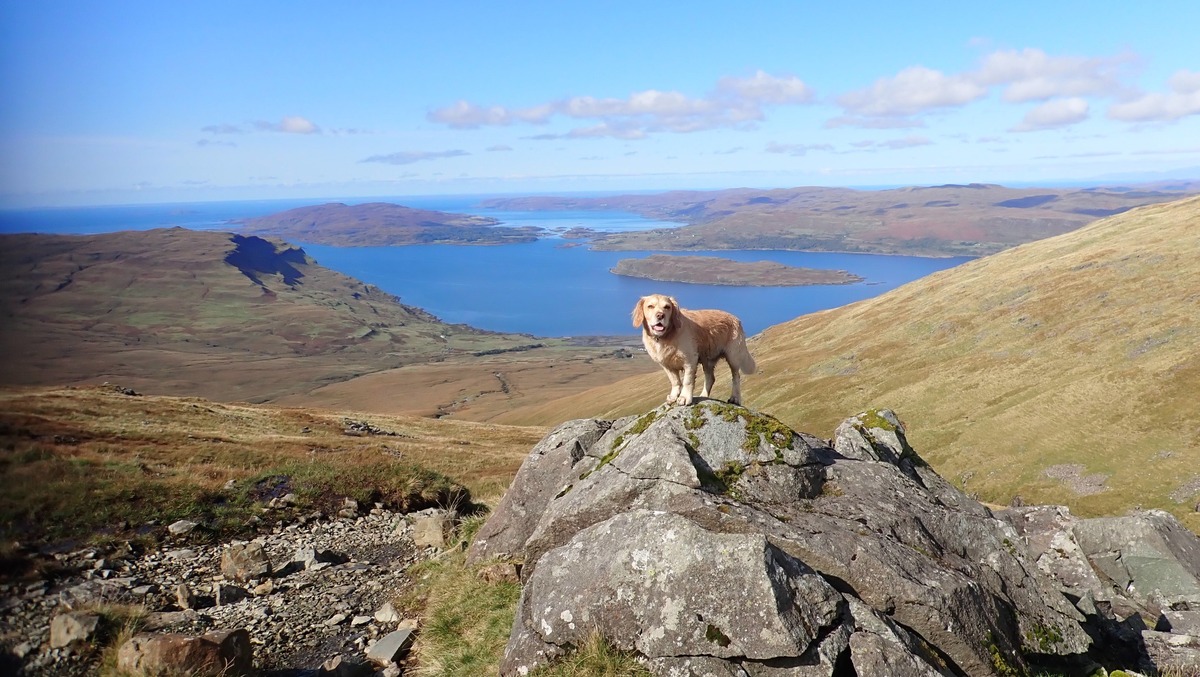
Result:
[374, 601, 401, 624]
[366, 628, 415, 665]
[1072, 509, 1200, 608]
[221, 541, 272, 582]
[167, 519, 198, 535]
[1140, 629, 1200, 672]
[410, 509, 456, 549]
[49, 611, 101, 649]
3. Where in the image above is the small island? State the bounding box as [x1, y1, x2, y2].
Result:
[611, 254, 863, 286]
[235, 202, 543, 247]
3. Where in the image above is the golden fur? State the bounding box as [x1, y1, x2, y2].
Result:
[631, 294, 757, 406]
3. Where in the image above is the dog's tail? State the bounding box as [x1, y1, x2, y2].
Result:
[730, 323, 757, 375]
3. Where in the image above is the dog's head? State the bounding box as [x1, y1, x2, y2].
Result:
[632, 294, 678, 338]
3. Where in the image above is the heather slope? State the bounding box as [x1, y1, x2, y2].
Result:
[0, 228, 541, 402]
[502, 196, 1200, 530]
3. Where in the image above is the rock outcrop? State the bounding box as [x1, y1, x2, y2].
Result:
[470, 402, 1200, 676]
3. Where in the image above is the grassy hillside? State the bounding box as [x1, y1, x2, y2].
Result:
[0, 384, 545, 550]
[0, 228, 548, 403]
[506, 196, 1200, 531]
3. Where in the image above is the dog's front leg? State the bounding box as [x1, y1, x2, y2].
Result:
[662, 366, 682, 403]
[677, 363, 697, 405]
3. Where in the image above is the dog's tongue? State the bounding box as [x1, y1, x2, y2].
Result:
[653, 323, 665, 332]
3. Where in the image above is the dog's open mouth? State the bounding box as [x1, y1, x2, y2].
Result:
[652, 322, 666, 333]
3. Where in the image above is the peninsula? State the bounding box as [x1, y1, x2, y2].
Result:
[610, 254, 863, 286]
[235, 202, 542, 247]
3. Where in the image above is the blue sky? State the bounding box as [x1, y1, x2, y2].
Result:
[2, 1, 1198, 207]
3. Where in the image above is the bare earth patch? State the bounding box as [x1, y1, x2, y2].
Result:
[1042, 464, 1110, 497]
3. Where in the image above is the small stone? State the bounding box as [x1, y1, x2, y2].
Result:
[252, 580, 275, 596]
[221, 542, 272, 582]
[214, 583, 250, 606]
[350, 615, 372, 627]
[168, 519, 198, 535]
[325, 612, 348, 626]
[50, 611, 101, 649]
[373, 601, 401, 624]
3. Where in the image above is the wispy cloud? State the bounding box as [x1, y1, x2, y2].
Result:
[848, 136, 934, 151]
[254, 116, 321, 134]
[486, 144, 513, 152]
[196, 138, 237, 148]
[428, 70, 815, 138]
[1012, 97, 1090, 132]
[202, 116, 322, 135]
[1108, 69, 1200, 122]
[765, 141, 834, 156]
[360, 150, 470, 165]
[824, 116, 926, 130]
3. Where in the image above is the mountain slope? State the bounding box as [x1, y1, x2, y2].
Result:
[0, 228, 540, 402]
[503, 196, 1200, 529]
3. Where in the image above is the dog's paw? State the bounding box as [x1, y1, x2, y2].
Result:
[676, 395, 694, 406]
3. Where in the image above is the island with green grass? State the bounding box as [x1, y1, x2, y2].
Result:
[610, 254, 863, 286]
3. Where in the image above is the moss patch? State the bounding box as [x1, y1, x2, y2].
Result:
[1024, 622, 1064, 653]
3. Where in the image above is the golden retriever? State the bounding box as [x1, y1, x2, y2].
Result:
[632, 294, 757, 406]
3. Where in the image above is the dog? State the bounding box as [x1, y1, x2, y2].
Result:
[632, 294, 757, 406]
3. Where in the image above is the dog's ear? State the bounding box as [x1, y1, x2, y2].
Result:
[631, 297, 646, 327]
[668, 296, 680, 311]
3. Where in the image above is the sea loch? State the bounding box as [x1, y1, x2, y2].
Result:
[0, 195, 972, 337]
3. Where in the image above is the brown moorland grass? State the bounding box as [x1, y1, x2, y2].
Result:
[0, 228, 551, 404]
[0, 384, 546, 556]
[499, 196, 1200, 533]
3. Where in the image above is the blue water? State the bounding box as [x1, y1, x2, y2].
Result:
[0, 196, 971, 337]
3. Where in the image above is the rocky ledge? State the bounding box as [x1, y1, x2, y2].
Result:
[470, 403, 1200, 676]
[2, 498, 461, 676]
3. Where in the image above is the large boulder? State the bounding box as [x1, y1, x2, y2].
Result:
[472, 403, 1095, 677]
[116, 628, 253, 676]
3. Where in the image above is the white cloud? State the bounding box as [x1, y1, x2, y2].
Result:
[715, 70, 814, 104]
[834, 48, 1136, 121]
[1108, 69, 1200, 122]
[836, 66, 987, 117]
[428, 70, 815, 137]
[1012, 97, 1090, 132]
[975, 48, 1132, 102]
[361, 150, 469, 165]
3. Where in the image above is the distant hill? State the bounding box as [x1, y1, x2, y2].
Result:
[236, 202, 542, 246]
[0, 228, 544, 402]
[498, 196, 1200, 531]
[482, 182, 1200, 257]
